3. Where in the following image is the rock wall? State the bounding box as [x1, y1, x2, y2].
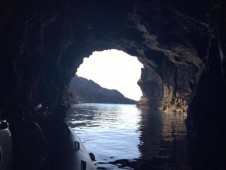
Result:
[0, 0, 226, 169]
[137, 50, 201, 114]
[137, 67, 163, 108]
[0, 0, 212, 111]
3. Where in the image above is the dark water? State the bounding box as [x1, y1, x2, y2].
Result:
[66, 104, 190, 170]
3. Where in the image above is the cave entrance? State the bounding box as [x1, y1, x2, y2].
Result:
[66, 49, 144, 167]
[68, 49, 143, 104]
[65, 50, 189, 169]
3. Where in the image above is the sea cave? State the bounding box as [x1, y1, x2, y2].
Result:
[0, 0, 226, 169]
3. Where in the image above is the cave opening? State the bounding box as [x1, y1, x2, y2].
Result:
[65, 49, 191, 169]
[0, 0, 225, 168]
[66, 49, 144, 104]
[64, 48, 191, 169]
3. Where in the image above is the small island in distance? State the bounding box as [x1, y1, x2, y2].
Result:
[67, 75, 137, 104]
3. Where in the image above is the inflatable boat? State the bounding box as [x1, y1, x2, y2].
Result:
[68, 126, 96, 170]
[0, 120, 95, 170]
[0, 120, 12, 170]
[0, 119, 95, 170]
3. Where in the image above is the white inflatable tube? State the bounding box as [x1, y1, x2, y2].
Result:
[69, 127, 96, 170]
[0, 122, 13, 170]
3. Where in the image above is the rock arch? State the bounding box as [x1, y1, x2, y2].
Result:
[0, 0, 225, 169]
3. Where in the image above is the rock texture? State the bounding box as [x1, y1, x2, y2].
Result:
[66, 75, 136, 104]
[0, 0, 226, 169]
[137, 67, 163, 108]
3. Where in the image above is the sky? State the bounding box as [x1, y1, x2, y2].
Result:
[76, 49, 143, 101]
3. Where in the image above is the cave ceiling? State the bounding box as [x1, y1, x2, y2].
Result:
[0, 0, 225, 112]
[1, 1, 226, 168]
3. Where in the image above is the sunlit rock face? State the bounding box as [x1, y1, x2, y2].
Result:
[0, 0, 226, 169]
[137, 50, 201, 114]
[137, 67, 163, 108]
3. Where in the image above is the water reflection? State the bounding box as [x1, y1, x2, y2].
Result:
[138, 109, 163, 160]
[137, 109, 189, 169]
[66, 104, 189, 169]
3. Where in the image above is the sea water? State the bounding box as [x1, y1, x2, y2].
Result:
[66, 104, 188, 170]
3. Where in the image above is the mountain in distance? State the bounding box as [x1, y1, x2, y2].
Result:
[67, 75, 137, 104]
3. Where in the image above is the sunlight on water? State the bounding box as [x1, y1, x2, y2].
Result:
[67, 104, 141, 162]
[66, 103, 188, 170]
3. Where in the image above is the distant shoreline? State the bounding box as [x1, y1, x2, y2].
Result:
[67, 75, 137, 105]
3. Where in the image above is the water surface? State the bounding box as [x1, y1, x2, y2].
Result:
[66, 104, 189, 170]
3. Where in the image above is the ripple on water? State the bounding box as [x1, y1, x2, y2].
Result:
[66, 104, 190, 170]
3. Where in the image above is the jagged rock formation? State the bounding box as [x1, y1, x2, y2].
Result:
[66, 75, 136, 104]
[137, 67, 163, 108]
[0, 0, 226, 169]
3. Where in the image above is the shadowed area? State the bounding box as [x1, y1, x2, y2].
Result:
[0, 0, 226, 169]
[4, 105, 95, 170]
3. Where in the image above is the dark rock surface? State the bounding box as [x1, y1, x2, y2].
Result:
[66, 75, 136, 104]
[137, 67, 163, 109]
[0, 0, 226, 169]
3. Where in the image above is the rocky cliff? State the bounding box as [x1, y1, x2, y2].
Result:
[67, 75, 136, 104]
[0, 0, 226, 169]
